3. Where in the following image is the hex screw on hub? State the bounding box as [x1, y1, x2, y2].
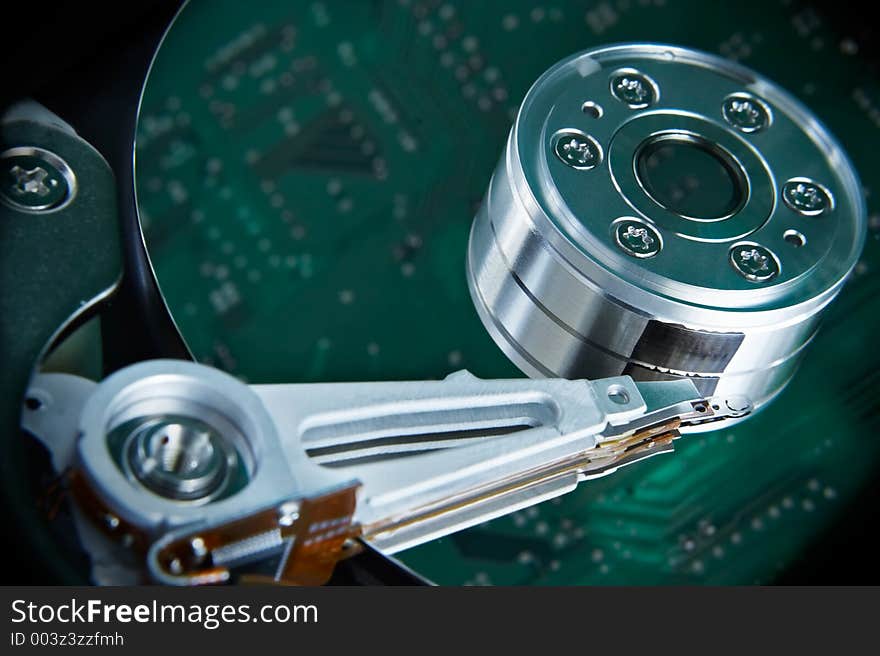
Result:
[782, 178, 833, 216]
[551, 130, 602, 170]
[610, 70, 658, 109]
[614, 219, 662, 258]
[729, 243, 779, 282]
[722, 93, 771, 133]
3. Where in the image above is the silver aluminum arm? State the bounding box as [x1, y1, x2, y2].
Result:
[22, 360, 750, 585]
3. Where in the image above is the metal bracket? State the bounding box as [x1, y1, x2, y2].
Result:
[22, 358, 743, 585]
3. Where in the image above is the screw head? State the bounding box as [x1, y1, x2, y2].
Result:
[552, 130, 602, 170]
[613, 219, 662, 258]
[1, 147, 75, 212]
[127, 417, 233, 502]
[729, 243, 780, 282]
[722, 93, 771, 133]
[610, 69, 658, 109]
[782, 178, 833, 216]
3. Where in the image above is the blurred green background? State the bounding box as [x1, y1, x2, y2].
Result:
[136, 0, 880, 584]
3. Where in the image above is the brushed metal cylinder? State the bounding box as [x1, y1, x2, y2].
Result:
[467, 44, 865, 426]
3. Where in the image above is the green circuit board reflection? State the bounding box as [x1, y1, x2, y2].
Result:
[136, 0, 880, 584]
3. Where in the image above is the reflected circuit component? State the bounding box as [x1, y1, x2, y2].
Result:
[136, 0, 880, 584]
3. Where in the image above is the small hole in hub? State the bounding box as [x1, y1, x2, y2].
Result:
[784, 229, 806, 248]
[582, 101, 604, 119]
[25, 397, 42, 411]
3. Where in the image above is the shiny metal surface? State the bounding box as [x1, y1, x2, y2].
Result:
[25, 359, 738, 583]
[123, 416, 239, 502]
[467, 44, 866, 422]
